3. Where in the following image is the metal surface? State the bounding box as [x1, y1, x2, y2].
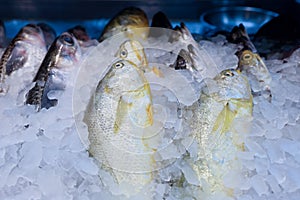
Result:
[200, 6, 279, 34]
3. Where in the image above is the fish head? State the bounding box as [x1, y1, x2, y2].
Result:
[170, 49, 193, 71]
[37, 23, 57, 48]
[212, 69, 252, 101]
[19, 24, 46, 47]
[115, 40, 148, 69]
[99, 7, 149, 42]
[238, 50, 271, 85]
[68, 25, 90, 43]
[151, 11, 172, 29]
[55, 32, 82, 68]
[103, 60, 147, 93]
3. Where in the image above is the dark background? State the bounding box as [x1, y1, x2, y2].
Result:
[0, 0, 299, 21]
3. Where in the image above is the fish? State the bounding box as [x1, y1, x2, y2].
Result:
[149, 11, 173, 38]
[170, 23, 218, 79]
[68, 25, 90, 43]
[25, 32, 81, 111]
[187, 69, 253, 197]
[237, 50, 272, 101]
[229, 24, 272, 101]
[228, 23, 257, 52]
[37, 23, 57, 49]
[98, 7, 149, 42]
[0, 20, 7, 48]
[151, 11, 172, 29]
[68, 25, 99, 51]
[0, 24, 47, 93]
[83, 59, 156, 197]
[115, 39, 148, 70]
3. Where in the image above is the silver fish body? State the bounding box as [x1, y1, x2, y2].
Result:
[238, 50, 272, 101]
[84, 59, 156, 197]
[0, 24, 47, 93]
[188, 69, 253, 197]
[25, 32, 81, 111]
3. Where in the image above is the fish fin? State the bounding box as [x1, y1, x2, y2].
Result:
[212, 102, 237, 134]
[152, 66, 164, 77]
[113, 96, 129, 133]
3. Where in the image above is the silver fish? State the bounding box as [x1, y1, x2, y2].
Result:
[37, 23, 57, 49]
[188, 69, 253, 197]
[84, 59, 156, 196]
[99, 7, 149, 42]
[25, 32, 81, 111]
[237, 50, 272, 101]
[170, 23, 218, 78]
[0, 24, 47, 93]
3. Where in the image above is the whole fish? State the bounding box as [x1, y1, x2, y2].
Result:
[37, 23, 57, 49]
[98, 7, 149, 42]
[230, 24, 272, 101]
[0, 24, 47, 93]
[84, 59, 156, 197]
[25, 32, 81, 111]
[237, 50, 272, 101]
[188, 69, 253, 197]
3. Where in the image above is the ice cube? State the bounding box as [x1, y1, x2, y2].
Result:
[245, 139, 267, 158]
[178, 160, 200, 186]
[264, 140, 285, 164]
[250, 174, 269, 196]
[19, 141, 43, 170]
[265, 175, 282, 194]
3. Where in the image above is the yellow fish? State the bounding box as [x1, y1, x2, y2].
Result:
[98, 7, 149, 42]
[84, 60, 156, 197]
[188, 69, 253, 198]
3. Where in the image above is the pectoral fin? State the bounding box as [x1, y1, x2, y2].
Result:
[212, 102, 237, 134]
[114, 96, 130, 134]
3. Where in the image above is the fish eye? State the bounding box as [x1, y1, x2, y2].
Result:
[61, 34, 74, 46]
[114, 62, 124, 69]
[120, 49, 128, 58]
[122, 27, 128, 32]
[224, 70, 234, 77]
[243, 53, 252, 61]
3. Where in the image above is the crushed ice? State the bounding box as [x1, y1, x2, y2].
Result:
[0, 28, 299, 200]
